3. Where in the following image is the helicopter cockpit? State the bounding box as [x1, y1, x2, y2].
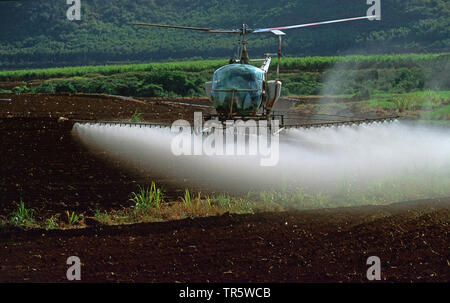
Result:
[210, 64, 264, 117]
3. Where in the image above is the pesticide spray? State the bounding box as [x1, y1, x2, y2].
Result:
[72, 120, 450, 201]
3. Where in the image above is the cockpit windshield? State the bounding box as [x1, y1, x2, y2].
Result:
[213, 64, 263, 90]
[211, 64, 264, 116]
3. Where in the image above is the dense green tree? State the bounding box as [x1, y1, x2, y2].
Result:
[0, 0, 448, 69]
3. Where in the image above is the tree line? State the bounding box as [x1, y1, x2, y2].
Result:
[0, 0, 448, 69]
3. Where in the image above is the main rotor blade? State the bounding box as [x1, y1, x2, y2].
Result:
[129, 22, 240, 34]
[252, 16, 377, 33]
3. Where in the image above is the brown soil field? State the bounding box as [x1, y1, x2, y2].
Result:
[0, 93, 212, 219]
[0, 199, 448, 282]
[0, 93, 448, 282]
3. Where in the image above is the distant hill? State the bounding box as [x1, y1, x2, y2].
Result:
[0, 0, 448, 68]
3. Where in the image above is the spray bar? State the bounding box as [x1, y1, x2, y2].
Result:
[73, 116, 398, 130]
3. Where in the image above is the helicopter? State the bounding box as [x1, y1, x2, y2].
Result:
[128, 15, 384, 125]
[75, 15, 396, 131]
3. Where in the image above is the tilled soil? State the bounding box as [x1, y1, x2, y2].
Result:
[0, 199, 448, 282]
[0, 93, 211, 218]
[0, 93, 448, 282]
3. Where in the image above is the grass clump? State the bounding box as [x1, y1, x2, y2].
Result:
[131, 183, 163, 212]
[66, 211, 82, 226]
[130, 109, 143, 122]
[9, 200, 35, 227]
[211, 194, 256, 214]
[93, 209, 110, 224]
[88, 190, 262, 226]
[394, 96, 412, 112]
[45, 215, 59, 230]
[181, 189, 193, 206]
[177, 191, 256, 218]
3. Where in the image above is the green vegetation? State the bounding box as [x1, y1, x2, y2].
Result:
[0, 60, 226, 82]
[94, 209, 110, 223]
[130, 109, 143, 122]
[0, 68, 205, 97]
[181, 189, 193, 206]
[66, 211, 82, 225]
[290, 89, 450, 123]
[248, 172, 450, 210]
[1, 53, 448, 99]
[0, 0, 449, 69]
[130, 183, 163, 212]
[2, 170, 448, 230]
[45, 215, 59, 230]
[212, 194, 258, 214]
[362, 90, 450, 120]
[92, 190, 258, 225]
[9, 201, 35, 227]
[2, 53, 446, 82]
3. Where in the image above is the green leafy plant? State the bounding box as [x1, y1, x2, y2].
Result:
[66, 211, 81, 225]
[45, 216, 59, 230]
[181, 189, 193, 206]
[130, 109, 143, 122]
[9, 200, 34, 226]
[131, 183, 163, 211]
[205, 195, 212, 208]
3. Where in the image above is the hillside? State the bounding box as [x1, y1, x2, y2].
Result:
[0, 0, 449, 69]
